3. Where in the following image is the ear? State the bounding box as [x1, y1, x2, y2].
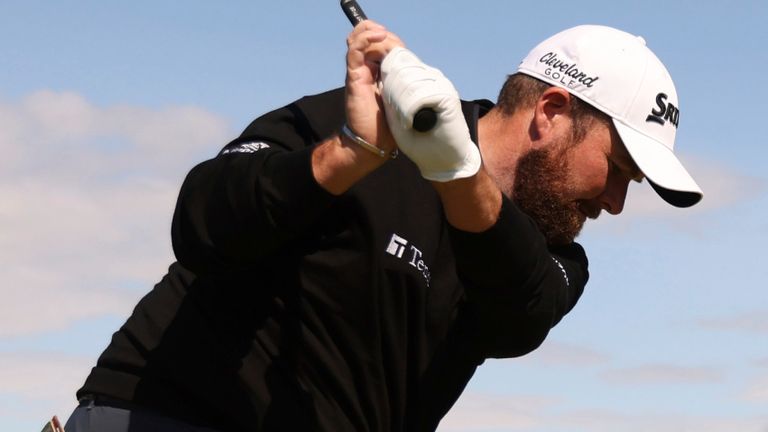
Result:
[530, 87, 573, 146]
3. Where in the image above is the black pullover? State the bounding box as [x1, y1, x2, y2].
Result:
[77, 88, 589, 431]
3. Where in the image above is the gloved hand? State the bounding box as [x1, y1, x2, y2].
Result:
[380, 47, 482, 182]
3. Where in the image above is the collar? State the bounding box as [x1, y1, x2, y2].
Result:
[462, 98, 495, 145]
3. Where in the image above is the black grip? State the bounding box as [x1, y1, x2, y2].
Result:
[340, 0, 367, 25]
[340, 0, 437, 132]
[413, 108, 438, 132]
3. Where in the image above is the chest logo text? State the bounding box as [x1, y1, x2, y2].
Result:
[386, 233, 432, 287]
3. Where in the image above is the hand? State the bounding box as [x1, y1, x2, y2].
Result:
[311, 22, 404, 196]
[344, 21, 404, 154]
[380, 47, 482, 181]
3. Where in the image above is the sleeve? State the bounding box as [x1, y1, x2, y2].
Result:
[171, 88, 346, 273]
[448, 197, 589, 358]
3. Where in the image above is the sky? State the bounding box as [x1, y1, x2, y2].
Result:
[1, 0, 766, 430]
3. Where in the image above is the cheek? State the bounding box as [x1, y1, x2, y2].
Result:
[565, 154, 610, 199]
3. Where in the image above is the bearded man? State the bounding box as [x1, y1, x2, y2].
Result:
[64, 21, 701, 432]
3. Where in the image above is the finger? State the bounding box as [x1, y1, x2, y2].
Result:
[364, 32, 406, 65]
[347, 21, 404, 67]
[347, 29, 388, 75]
[346, 20, 387, 53]
[351, 19, 386, 33]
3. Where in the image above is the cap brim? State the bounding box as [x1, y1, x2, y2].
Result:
[613, 120, 703, 208]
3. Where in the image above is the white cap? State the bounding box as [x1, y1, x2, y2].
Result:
[517, 25, 702, 207]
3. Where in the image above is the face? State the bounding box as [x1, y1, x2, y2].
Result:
[512, 119, 642, 245]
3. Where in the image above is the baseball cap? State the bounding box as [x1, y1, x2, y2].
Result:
[517, 25, 703, 208]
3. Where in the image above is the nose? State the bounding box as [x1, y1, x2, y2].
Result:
[600, 175, 630, 215]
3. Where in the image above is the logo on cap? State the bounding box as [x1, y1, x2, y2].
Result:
[538, 52, 600, 89]
[646, 93, 679, 128]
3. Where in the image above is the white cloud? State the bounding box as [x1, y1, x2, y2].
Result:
[0, 351, 94, 423]
[0, 90, 230, 181]
[438, 391, 559, 431]
[625, 154, 764, 216]
[0, 90, 234, 337]
[516, 340, 610, 367]
[699, 310, 768, 335]
[440, 390, 768, 432]
[555, 408, 768, 432]
[600, 363, 723, 385]
[743, 374, 768, 403]
[584, 154, 765, 236]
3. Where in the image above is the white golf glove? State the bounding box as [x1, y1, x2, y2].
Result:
[380, 47, 482, 182]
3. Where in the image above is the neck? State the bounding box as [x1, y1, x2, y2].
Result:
[477, 107, 532, 197]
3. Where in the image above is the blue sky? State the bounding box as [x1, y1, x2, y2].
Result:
[1, 1, 766, 431]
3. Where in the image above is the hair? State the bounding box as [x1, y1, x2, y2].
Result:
[496, 73, 611, 144]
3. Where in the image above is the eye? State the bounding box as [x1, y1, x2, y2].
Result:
[608, 157, 644, 183]
[608, 158, 621, 175]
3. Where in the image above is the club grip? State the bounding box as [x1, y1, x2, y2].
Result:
[413, 108, 437, 132]
[340, 0, 437, 132]
[340, 0, 367, 25]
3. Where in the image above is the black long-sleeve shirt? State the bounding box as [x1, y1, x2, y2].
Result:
[77, 88, 588, 431]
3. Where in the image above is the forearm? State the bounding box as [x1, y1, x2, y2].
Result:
[312, 131, 391, 195]
[316, 20, 402, 196]
[430, 167, 502, 233]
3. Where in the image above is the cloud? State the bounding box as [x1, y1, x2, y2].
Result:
[584, 154, 765, 236]
[516, 340, 610, 367]
[0, 351, 94, 421]
[439, 390, 768, 432]
[0, 90, 234, 337]
[699, 310, 768, 335]
[743, 374, 768, 403]
[624, 154, 764, 216]
[554, 408, 768, 432]
[438, 391, 559, 431]
[600, 364, 723, 385]
[0, 90, 230, 181]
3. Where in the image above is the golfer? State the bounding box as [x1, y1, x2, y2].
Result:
[64, 21, 702, 432]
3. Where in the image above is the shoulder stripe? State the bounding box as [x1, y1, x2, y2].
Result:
[220, 141, 271, 155]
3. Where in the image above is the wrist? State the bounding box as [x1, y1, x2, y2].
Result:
[312, 133, 388, 196]
[341, 124, 398, 160]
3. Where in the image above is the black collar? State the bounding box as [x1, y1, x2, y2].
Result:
[462, 98, 495, 145]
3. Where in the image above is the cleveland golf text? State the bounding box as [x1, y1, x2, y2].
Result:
[539, 52, 599, 88]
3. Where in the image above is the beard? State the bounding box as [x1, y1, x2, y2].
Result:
[512, 143, 596, 245]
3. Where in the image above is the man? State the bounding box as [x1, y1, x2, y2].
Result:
[64, 22, 701, 432]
